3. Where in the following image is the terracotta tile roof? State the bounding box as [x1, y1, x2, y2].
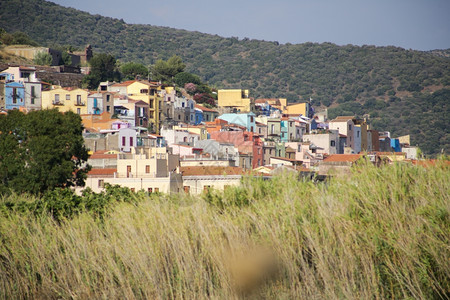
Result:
[111, 80, 136, 87]
[271, 156, 302, 162]
[180, 166, 246, 176]
[89, 153, 118, 159]
[195, 104, 218, 112]
[88, 168, 117, 176]
[323, 154, 363, 162]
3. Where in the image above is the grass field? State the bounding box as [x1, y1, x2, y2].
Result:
[0, 161, 449, 299]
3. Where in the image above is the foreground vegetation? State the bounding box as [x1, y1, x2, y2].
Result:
[0, 162, 448, 299]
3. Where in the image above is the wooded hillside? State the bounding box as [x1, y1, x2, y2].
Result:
[0, 0, 448, 155]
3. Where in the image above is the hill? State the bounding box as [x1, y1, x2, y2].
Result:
[0, 0, 449, 155]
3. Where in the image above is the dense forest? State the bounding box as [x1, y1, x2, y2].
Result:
[0, 0, 449, 155]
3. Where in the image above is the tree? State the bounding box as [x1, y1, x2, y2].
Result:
[151, 55, 186, 83]
[33, 51, 52, 66]
[0, 109, 90, 195]
[193, 93, 216, 107]
[83, 53, 121, 89]
[120, 62, 148, 80]
[174, 72, 201, 86]
[184, 83, 197, 95]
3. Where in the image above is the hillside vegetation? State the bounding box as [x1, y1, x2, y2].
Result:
[0, 162, 449, 298]
[0, 0, 449, 155]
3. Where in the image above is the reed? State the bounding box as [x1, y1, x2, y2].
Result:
[0, 161, 448, 299]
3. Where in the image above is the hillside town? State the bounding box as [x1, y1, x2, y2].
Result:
[0, 64, 423, 194]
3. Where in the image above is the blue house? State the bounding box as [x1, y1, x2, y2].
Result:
[218, 112, 256, 132]
[194, 107, 203, 125]
[5, 81, 25, 110]
[390, 138, 401, 152]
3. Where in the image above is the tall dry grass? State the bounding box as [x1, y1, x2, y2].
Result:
[0, 161, 449, 299]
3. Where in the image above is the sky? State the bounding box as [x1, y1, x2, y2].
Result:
[50, 0, 450, 51]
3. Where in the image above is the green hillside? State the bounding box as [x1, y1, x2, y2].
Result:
[0, 0, 449, 155]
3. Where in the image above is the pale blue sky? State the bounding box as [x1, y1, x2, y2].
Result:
[51, 0, 450, 50]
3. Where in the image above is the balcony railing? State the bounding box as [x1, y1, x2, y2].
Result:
[52, 100, 63, 106]
[75, 101, 86, 106]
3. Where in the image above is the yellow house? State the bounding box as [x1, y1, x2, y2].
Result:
[41, 87, 88, 114]
[126, 81, 163, 133]
[218, 89, 254, 112]
[283, 102, 309, 117]
[355, 119, 369, 151]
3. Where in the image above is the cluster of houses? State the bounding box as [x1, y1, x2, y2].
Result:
[0, 65, 422, 195]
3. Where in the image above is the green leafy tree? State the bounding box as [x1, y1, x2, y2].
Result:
[174, 72, 201, 86]
[33, 51, 52, 66]
[61, 51, 72, 66]
[151, 55, 186, 83]
[120, 61, 148, 80]
[0, 109, 90, 195]
[83, 53, 121, 89]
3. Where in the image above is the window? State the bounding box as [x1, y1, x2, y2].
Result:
[182, 102, 185, 108]
[148, 188, 153, 193]
[12, 88, 17, 104]
[154, 188, 159, 193]
[55, 94, 60, 102]
[168, 97, 171, 101]
[131, 188, 135, 192]
[183, 186, 190, 193]
[206, 115, 210, 121]
[146, 165, 150, 173]
[66, 94, 70, 100]
[259, 128, 262, 134]
[348, 124, 352, 130]
[106, 106, 110, 112]
[140, 89, 148, 94]
[98, 179, 104, 188]
[122, 136, 126, 146]
[150, 100, 154, 108]
[271, 124, 275, 133]
[130, 137, 133, 146]
[250, 116, 254, 122]
[106, 95, 110, 102]
[357, 131, 360, 138]
[203, 185, 211, 192]
[190, 115, 193, 121]
[31, 86, 36, 104]
[77, 108, 81, 114]
[149, 111, 154, 118]
[77, 95, 81, 102]
[250, 126, 254, 132]
[331, 140, 336, 147]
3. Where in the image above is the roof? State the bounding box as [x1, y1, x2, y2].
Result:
[271, 156, 302, 162]
[323, 154, 363, 162]
[88, 168, 117, 176]
[330, 116, 355, 122]
[195, 104, 218, 112]
[111, 80, 136, 87]
[89, 153, 118, 159]
[180, 166, 246, 176]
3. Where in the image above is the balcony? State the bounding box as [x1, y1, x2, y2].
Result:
[75, 101, 86, 106]
[52, 100, 63, 106]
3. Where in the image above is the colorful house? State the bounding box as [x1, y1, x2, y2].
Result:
[218, 112, 256, 132]
[195, 104, 218, 122]
[41, 87, 89, 114]
[218, 89, 254, 112]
